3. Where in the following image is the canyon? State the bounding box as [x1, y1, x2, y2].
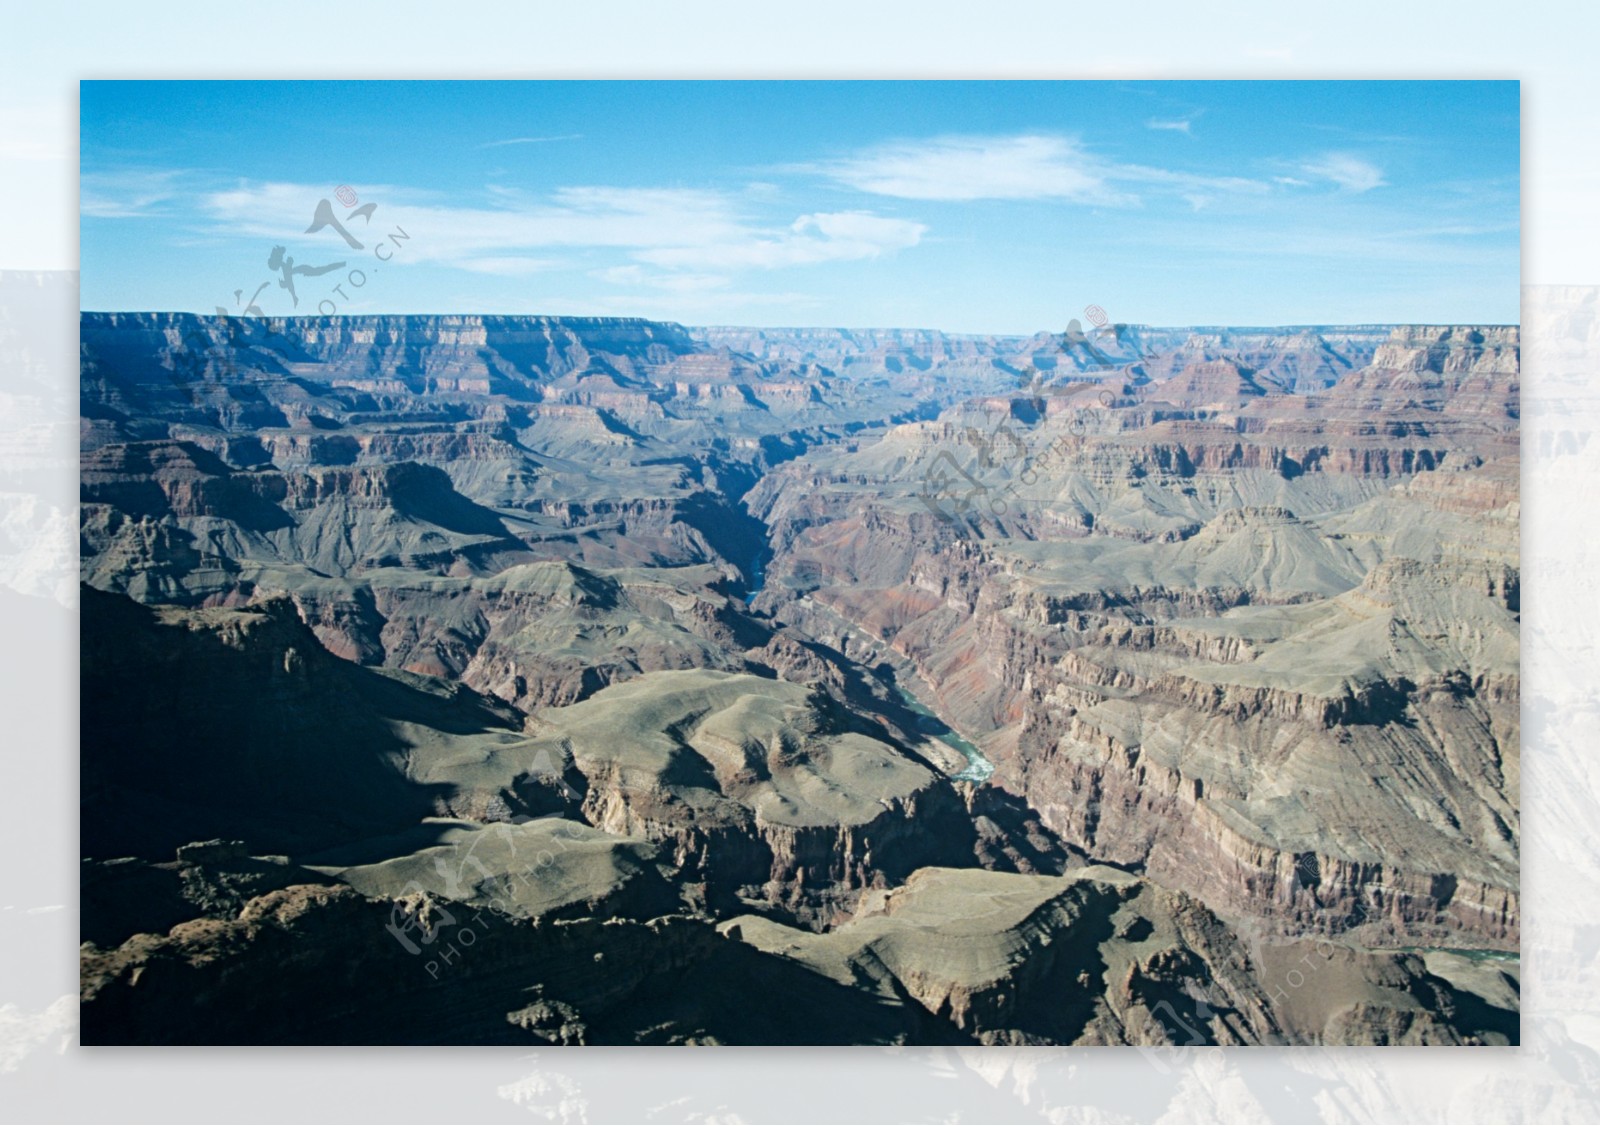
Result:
[77, 312, 1520, 1045]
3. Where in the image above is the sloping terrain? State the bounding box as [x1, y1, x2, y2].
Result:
[78, 313, 1520, 1044]
[748, 325, 1520, 948]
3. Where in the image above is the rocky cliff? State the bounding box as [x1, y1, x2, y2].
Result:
[79, 312, 1520, 1044]
[746, 324, 1520, 950]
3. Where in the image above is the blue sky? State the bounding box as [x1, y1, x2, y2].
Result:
[79, 80, 1519, 332]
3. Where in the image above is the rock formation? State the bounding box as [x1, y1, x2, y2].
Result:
[78, 313, 1520, 1044]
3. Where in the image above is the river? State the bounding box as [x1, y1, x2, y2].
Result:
[744, 548, 994, 783]
[886, 677, 995, 784]
[745, 549, 768, 605]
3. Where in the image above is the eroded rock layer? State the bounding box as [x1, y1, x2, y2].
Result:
[78, 314, 1519, 1044]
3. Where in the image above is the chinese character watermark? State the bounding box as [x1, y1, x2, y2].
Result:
[915, 305, 1137, 536]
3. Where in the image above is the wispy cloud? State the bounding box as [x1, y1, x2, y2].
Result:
[81, 169, 188, 218]
[195, 181, 737, 263]
[477, 134, 582, 149]
[93, 175, 927, 279]
[807, 134, 1134, 205]
[1146, 117, 1195, 134]
[806, 132, 1267, 207]
[1297, 152, 1387, 193]
[1115, 163, 1268, 196]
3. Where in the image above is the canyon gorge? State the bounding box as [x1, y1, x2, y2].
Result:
[77, 312, 1520, 1045]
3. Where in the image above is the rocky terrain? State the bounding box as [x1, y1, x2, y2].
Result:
[78, 312, 1520, 1045]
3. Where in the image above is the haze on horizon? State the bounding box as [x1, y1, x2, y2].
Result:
[80, 80, 1520, 334]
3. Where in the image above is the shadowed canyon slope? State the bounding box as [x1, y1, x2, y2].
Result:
[78, 313, 1519, 1044]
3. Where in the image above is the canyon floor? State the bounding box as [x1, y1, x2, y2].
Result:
[78, 313, 1520, 1045]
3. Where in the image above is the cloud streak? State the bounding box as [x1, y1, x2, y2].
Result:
[808, 134, 1135, 205]
[80, 169, 188, 218]
[94, 175, 928, 280]
[806, 132, 1267, 206]
[477, 134, 583, 149]
[1298, 152, 1387, 193]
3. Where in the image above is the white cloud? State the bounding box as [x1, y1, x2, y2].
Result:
[1116, 164, 1269, 195]
[1299, 152, 1387, 193]
[93, 177, 925, 278]
[809, 132, 1268, 207]
[1146, 118, 1194, 134]
[81, 169, 187, 218]
[812, 134, 1135, 205]
[591, 264, 647, 286]
[477, 134, 582, 148]
[197, 182, 747, 260]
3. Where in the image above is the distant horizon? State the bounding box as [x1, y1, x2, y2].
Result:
[76, 308, 1521, 335]
[81, 81, 1519, 333]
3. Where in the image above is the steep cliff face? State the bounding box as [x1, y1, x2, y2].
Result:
[748, 325, 1520, 950]
[79, 880, 765, 1046]
[725, 864, 1514, 1046]
[81, 584, 994, 930]
[79, 312, 1521, 1045]
[78, 313, 957, 703]
[80, 312, 967, 452]
[79, 852, 1516, 1046]
[515, 669, 982, 927]
[78, 585, 548, 859]
[81, 313, 699, 406]
[81, 440, 526, 581]
[689, 323, 1396, 392]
